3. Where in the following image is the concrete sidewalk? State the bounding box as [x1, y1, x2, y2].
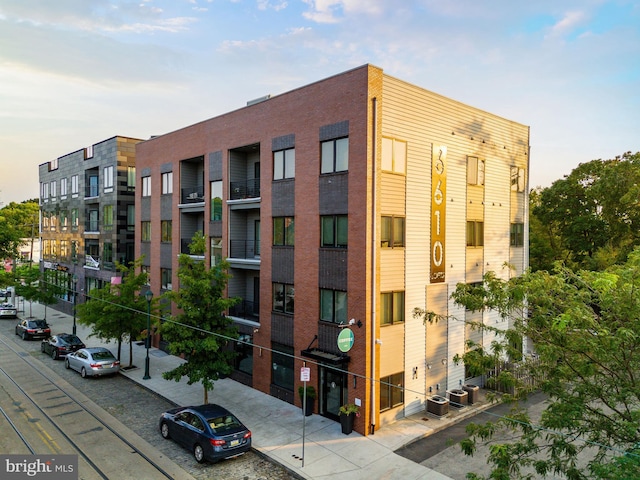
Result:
[27, 301, 494, 480]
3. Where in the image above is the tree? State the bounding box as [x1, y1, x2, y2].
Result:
[161, 231, 239, 404]
[76, 258, 156, 367]
[443, 252, 640, 479]
[530, 152, 640, 271]
[14, 264, 60, 319]
[0, 200, 39, 261]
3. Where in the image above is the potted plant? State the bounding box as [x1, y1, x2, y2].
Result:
[298, 385, 316, 416]
[338, 403, 360, 434]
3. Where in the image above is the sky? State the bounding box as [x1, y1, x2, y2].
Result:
[1, 0, 638, 206]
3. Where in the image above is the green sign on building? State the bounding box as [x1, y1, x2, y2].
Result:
[337, 328, 354, 353]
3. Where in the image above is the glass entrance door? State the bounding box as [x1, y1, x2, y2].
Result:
[320, 366, 347, 421]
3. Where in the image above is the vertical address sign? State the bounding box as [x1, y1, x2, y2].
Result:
[430, 145, 447, 283]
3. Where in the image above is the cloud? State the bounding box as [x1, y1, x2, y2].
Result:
[546, 10, 587, 38]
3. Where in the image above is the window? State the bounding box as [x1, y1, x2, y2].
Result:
[141, 221, 151, 242]
[88, 175, 99, 197]
[103, 166, 114, 190]
[210, 237, 222, 267]
[141, 266, 150, 285]
[88, 209, 99, 232]
[142, 176, 151, 197]
[127, 166, 135, 191]
[510, 223, 524, 247]
[210, 181, 222, 221]
[103, 242, 113, 264]
[71, 175, 79, 195]
[60, 210, 68, 231]
[321, 215, 348, 247]
[511, 166, 526, 192]
[49, 214, 57, 232]
[160, 268, 172, 290]
[103, 205, 113, 231]
[161, 220, 172, 242]
[71, 209, 79, 230]
[381, 137, 407, 174]
[60, 178, 68, 197]
[321, 137, 348, 174]
[320, 289, 347, 324]
[271, 343, 294, 391]
[380, 372, 404, 411]
[127, 205, 135, 231]
[60, 240, 69, 260]
[381, 291, 405, 325]
[467, 156, 485, 185]
[273, 217, 294, 246]
[273, 148, 295, 180]
[162, 172, 173, 194]
[273, 283, 294, 314]
[381, 216, 405, 248]
[71, 241, 78, 262]
[50, 181, 57, 198]
[466, 221, 484, 247]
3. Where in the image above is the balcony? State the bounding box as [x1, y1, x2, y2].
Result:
[230, 179, 260, 200]
[229, 240, 259, 259]
[181, 186, 205, 204]
[228, 299, 259, 321]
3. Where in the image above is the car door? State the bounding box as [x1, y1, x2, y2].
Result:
[45, 336, 56, 355]
[172, 411, 192, 447]
[183, 413, 206, 450]
[69, 351, 85, 372]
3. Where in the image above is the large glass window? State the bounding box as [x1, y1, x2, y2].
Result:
[103, 205, 113, 231]
[510, 223, 524, 247]
[127, 205, 135, 231]
[273, 148, 295, 180]
[466, 221, 484, 247]
[271, 343, 294, 391]
[511, 166, 526, 192]
[320, 289, 347, 324]
[142, 176, 151, 197]
[210, 181, 222, 221]
[60, 210, 68, 231]
[321, 215, 348, 247]
[161, 268, 172, 290]
[467, 156, 485, 186]
[104, 166, 114, 189]
[87, 209, 99, 232]
[161, 220, 172, 243]
[210, 237, 222, 267]
[60, 178, 68, 196]
[381, 137, 407, 174]
[141, 221, 151, 242]
[103, 242, 113, 264]
[273, 283, 294, 314]
[381, 216, 405, 248]
[127, 166, 136, 191]
[273, 217, 294, 246]
[50, 181, 57, 198]
[162, 172, 173, 194]
[380, 372, 404, 411]
[71, 175, 79, 195]
[321, 137, 348, 174]
[380, 291, 405, 325]
[71, 209, 79, 230]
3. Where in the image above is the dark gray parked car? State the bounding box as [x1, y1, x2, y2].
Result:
[159, 404, 252, 463]
[15, 319, 51, 340]
[41, 334, 86, 360]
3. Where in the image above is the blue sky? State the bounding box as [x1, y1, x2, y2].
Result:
[1, 0, 638, 205]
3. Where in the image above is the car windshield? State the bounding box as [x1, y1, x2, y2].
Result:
[30, 320, 48, 328]
[60, 335, 83, 345]
[92, 351, 115, 360]
[208, 415, 241, 432]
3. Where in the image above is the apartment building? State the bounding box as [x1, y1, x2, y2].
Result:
[38, 136, 142, 315]
[135, 64, 530, 435]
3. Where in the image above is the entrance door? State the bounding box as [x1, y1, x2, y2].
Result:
[320, 366, 347, 421]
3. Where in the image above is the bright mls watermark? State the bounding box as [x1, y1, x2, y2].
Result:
[1, 455, 78, 479]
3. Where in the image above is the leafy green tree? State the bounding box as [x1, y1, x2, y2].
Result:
[0, 200, 39, 262]
[13, 264, 60, 319]
[161, 231, 239, 404]
[530, 152, 640, 271]
[443, 252, 640, 480]
[76, 258, 156, 367]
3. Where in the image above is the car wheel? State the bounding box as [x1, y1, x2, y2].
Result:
[194, 444, 205, 463]
[160, 422, 170, 439]
[22, 331, 28, 341]
[65, 359, 70, 369]
[81, 367, 87, 378]
[51, 349, 58, 360]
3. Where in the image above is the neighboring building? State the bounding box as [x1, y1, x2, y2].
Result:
[135, 64, 530, 435]
[38, 136, 142, 315]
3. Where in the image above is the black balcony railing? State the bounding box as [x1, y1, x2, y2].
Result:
[181, 185, 205, 204]
[230, 178, 260, 200]
[229, 240, 259, 259]
[229, 300, 259, 320]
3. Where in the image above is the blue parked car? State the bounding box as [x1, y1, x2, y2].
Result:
[159, 404, 252, 463]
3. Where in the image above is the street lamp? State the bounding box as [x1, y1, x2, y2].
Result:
[72, 274, 78, 335]
[143, 290, 153, 380]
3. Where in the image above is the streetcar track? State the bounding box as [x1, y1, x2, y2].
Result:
[0, 336, 175, 479]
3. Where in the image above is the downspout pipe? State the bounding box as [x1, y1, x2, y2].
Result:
[370, 96, 378, 435]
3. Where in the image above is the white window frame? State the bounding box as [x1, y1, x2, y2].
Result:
[162, 172, 173, 195]
[104, 166, 114, 190]
[142, 176, 151, 197]
[71, 175, 79, 195]
[511, 166, 526, 192]
[467, 156, 485, 186]
[273, 148, 295, 180]
[381, 137, 407, 174]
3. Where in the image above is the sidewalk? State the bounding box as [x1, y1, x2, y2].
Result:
[29, 301, 494, 480]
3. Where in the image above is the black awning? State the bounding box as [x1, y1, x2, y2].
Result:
[301, 348, 350, 366]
